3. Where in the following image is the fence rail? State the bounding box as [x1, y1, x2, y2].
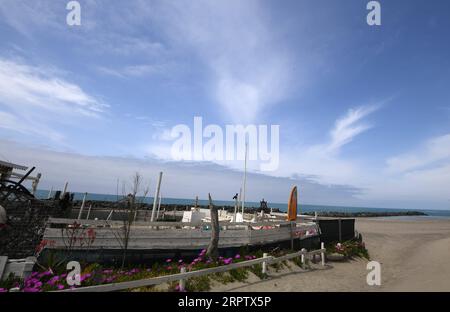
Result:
[54, 243, 326, 292]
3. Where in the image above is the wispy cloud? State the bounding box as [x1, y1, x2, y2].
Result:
[0, 57, 107, 142]
[0, 0, 62, 38]
[386, 133, 450, 174]
[0, 138, 363, 205]
[327, 105, 379, 152]
[271, 104, 380, 187]
[0, 58, 107, 116]
[147, 0, 294, 122]
[98, 63, 173, 79]
[0, 111, 64, 142]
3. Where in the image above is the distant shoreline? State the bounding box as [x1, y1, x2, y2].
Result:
[68, 199, 428, 218]
[302, 211, 427, 218]
[34, 190, 450, 218]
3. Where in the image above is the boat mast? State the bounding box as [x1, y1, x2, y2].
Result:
[241, 141, 248, 214]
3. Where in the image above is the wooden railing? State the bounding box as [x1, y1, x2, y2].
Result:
[54, 244, 326, 292]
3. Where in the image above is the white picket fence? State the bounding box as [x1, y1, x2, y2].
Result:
[55, 243, 326, 292]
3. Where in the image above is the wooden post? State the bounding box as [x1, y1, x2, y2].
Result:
[31, 173, 41, 195]
[156, 194, 162, 220]
[321, 242, 325, 266]
[290, 222, 294, 250]
[77, 192, 87, 220]
[179, 267, 186, 291]
[106, 210, 113, 221]
[262, 253, 268, 275]
[86, 204, 92, 220]
[338, 218, 342, 242]
[47, 186, 53, 200]
[241, 142, 248, 214]
[0, 256, 7, 281]
[61, 181, 68, 199]
[238, 189, 242, 215]
[301, 248, 306, 264]
[195, 196, 198, 209]
[233, 195, 238, 222]
[150, 172, 163, 222]
[206, 193, 219, 260]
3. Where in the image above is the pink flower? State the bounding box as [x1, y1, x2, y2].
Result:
[80, 273, 92, 282]
[0, 288, 7, 293]
[57, 284, 65, 290]
[166, 259, 172, 263]
[47, 276, 60, 286]
[235, 254, 241, 259]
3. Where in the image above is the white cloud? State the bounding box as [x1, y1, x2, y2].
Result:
[98, 63, 172, 78]
[328, 105, 379, 152]
[0, 57, 107, 142]
[272, 105, 379, 186]
[386, 134, 450, 173]
[0, 0, 62, 37]
[0, 58, 107, 116]
[0, 111, 64, 142]
[146, 0, 294, 122]
[0, 139, 363, 206]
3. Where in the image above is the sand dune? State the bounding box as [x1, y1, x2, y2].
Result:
[211, 218, 450, 292]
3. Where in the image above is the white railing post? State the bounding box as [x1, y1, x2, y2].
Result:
[262, 253, 268, 275]
[179, 267, 186, 291]
[321, 242, 325, 266]
[301, 248, 306, 264]
[77, 192, 87, 220]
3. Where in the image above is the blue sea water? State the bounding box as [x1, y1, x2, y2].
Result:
[34, 190, 450, 219]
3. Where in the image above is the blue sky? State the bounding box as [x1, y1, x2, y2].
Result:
[0, 0, 449, 209]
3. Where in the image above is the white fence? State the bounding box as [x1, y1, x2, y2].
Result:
[55, 243, 326, 292]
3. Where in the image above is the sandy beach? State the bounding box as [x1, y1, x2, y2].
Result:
[210, 218, 450, 292]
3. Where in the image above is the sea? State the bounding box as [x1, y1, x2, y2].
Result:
[34, 190, 450, 219]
